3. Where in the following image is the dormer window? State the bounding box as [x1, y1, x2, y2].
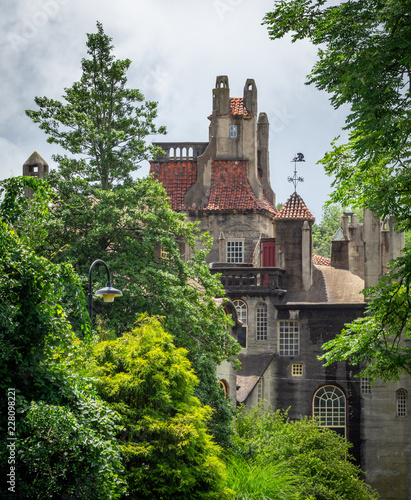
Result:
[229, 125, 237, 138]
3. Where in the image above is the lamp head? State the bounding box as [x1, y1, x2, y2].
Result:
[95, 285, 123, 303]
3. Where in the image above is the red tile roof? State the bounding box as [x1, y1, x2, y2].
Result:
[275, 192, 315, 221]
[230, 97, 252, 116]
[150, 159, 277, 216]
[150, 161, 197, 211]
[199, 160, 277, 215]
[312, 254, 331, 266]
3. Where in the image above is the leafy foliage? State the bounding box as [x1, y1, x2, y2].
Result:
[312, 203, 363, 258]
[0, 221, 125, 499]
[312, 203, 344, 258]
[26, 21, 165, 190]
[85, 316, 234, 500]
[263, 0, 411, 379]
[24, 21, 240, 442]
[320, 258, 411, 381]
[231, 404, 379, 500]
[224, 453, 300, 500]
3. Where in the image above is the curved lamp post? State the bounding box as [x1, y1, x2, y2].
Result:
[87, 259, 123, 322]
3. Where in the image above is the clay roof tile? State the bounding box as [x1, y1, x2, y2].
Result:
[229, 97, 252, 116]
[312, 254, 331, 266]
[275, 192, 315, 221]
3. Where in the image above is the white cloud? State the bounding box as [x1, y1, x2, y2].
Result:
[0, 0, 350, 221]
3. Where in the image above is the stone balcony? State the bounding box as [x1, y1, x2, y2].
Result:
[152, 142, 209, 161]
[210, 263, 286, 297]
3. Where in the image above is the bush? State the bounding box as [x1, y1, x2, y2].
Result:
[88, 315, 234, 500]
[232, 404, 379, 500]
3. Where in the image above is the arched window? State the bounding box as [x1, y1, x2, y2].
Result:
[233, 299, 247, 325]
[397, 389, 407, 417]
[313, 386, 346, 437]
[256, 303, 268, 341]
[219, 379, 228, 397]
[233, 299, 247, 348]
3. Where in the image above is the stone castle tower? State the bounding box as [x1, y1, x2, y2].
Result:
[22, 151, 49, 198]
[149, 75, 410, 500]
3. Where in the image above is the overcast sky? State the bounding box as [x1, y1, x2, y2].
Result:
[0, 0, 349, 221]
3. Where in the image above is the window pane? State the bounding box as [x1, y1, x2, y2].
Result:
[256, 304, 267, 341]
[279, 320, 299, 356]
[229, 125, 237, 138]
[227, 241, 243, 263]
[397, 389, 407, 417]
[233, 299, 247, 325]
[313, 386, 346, 436]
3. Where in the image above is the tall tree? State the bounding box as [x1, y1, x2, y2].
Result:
[24, 23, 240, 442]
[26, 21, 165, 190]
[86, 316, 234, 500]
[263, 0, 411, 380]
[0, 216, 125, 499]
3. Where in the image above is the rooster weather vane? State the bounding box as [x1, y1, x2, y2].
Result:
[288, 153, 305, 193]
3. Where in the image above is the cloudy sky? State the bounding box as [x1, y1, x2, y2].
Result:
[0, 0, 349, 221]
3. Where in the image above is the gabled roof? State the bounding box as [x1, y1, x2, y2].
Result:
[275, 192, 315, 221]
[151, 159, 278, 217]
[198, 160, 277, 215]
[229, 97, 252, 116]
[236, 353, 275, 403]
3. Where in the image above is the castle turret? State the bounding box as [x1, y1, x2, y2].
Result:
[212, 75, 230, 116]
[243, 79, 257, 116]
[23, 151, 49, 199]
[257, 112, 275, 205]
[274, 192, 315, 291]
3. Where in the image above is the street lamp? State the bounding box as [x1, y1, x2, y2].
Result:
[87, 259, 123, 322]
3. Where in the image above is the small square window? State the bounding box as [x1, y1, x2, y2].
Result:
[160, 247, 169, 261]
[229, 124, 237, 138]
[361, 378, 372, 394]
[292, 363, 303, 376]
[226, 241, 243, 263]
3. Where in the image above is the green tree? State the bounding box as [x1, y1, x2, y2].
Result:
[312, 203, 363, 258]
[26, 21, 165, 190]
[85, 315, 234, 500]
[24, 23, 240, 443]
[263, 0, 411, 380]
[312, 203, 344, 258]
[231, 404, 379, 500]
[0, 218, 125, 499]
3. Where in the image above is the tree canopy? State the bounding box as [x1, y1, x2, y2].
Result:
[26, 21, 165, 190]
[264, 0, 411, 380]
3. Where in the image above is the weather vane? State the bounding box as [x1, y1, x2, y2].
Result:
[288, 153, 305, 192]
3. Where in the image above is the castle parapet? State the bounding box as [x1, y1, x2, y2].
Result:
[153, 142, 209, 161]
